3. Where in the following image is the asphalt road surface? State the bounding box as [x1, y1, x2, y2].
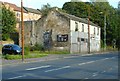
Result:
[2, 52, 119, 80]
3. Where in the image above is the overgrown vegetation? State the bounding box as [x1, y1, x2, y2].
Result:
[30, 44, 45, 51]
[41, 3, 52, 16]
[24, 46, 30, 55]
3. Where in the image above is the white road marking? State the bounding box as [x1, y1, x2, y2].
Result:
[78, 56, 116, 66]
[100, 57, 116, 61]
[8, 75, 26, 79]
[45, 66, 70, 72]
[64, 57, 72, 59]
[86, 61, 95, 64]
[64, 56, 77, 59]
[92, 74, 97, 77]
[78, 63, 86, 66]
[109, 68, 113, 70]
[81, 54, 93, 56]
[101, 58, 109, 61]
[111, 57, 116, 59]
[78, 61, 95, 66]
[85, 78, 89, 79]
[49, 58, 59, 61]
[26, 65, 51, 71]
[103, 71, 106, 73]
[92, 72, 99, 77]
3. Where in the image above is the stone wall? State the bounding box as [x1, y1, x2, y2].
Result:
[19, 21, 37, 46]
[22, 10, 71, 51]
[36, 10, 71, 51]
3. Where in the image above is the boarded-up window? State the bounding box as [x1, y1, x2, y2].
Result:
[57, 34, 68, 42]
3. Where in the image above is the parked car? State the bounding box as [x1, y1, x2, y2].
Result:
[2, 44, 22, 55]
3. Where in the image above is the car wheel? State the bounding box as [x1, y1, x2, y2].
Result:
[13, 51, 17, 55]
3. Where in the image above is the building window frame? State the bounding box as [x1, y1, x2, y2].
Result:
[94, 27, 96, 35]
[82, 24, 84, 32]
[75, 22, 78, 31]
[97, 27, 99, 35]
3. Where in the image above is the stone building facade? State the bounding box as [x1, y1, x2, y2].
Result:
[22, 8, 101, 53]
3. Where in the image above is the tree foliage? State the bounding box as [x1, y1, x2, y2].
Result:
[71, 0, 82, 2]
[62, 2, 120, 49]
[41, 3, 52, 16]
[2, 6, 16, 41]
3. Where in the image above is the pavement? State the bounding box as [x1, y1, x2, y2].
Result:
[1, 51, 119, 66]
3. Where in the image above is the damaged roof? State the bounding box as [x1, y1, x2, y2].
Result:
[23, 7, 42, 14]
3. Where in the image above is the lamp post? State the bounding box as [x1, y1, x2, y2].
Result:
[21, 0, 24, 62]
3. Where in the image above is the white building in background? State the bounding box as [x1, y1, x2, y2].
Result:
[70, 19, 100, 53]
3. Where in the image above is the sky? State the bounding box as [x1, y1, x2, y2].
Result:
[0, 0, 119, 9]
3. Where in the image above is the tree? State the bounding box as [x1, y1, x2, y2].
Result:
[116, 1, 120, 50]
[118, 1, 120, 9]
[62, 2, 119, 49]
[70, 0, 82, 2]
[62, 2, 89, 18]
[2, 6, 16, 41]
[41, 3, 51, 16]
[0, 5, 2, 41]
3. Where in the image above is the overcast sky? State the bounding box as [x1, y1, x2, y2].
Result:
[0, 0, 119, 9]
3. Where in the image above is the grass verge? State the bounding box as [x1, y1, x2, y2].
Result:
[2, 50, 70, 60]
[38, 50, 70, 54]
[3, 54, 48, 60]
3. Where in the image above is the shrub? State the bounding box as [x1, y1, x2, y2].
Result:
[30, 44, 44, 51]
[2, 34, 10, 41]
[24, 46, 30, 55]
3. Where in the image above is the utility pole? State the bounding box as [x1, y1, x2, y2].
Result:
[88, 6, 90, 54]
[21, 0, 24, 62]
[104, 13, 106, 51]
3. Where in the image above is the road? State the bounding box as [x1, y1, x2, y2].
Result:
[2, 52, 119, 80]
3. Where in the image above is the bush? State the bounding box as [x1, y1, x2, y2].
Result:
[30, 44, 44, 51]
[2, 34, 10, 41]
[101, 40, 104, 48]
[24, 46, 30, 55]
